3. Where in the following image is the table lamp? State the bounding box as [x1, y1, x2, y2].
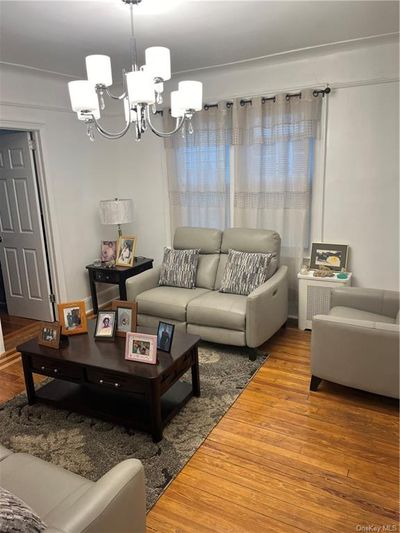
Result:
[99, 198, 133, 237]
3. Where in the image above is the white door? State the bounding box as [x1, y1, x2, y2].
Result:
[0, 132, 53, 321]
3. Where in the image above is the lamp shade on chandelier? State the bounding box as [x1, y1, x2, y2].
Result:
[68, 0, 203, 142]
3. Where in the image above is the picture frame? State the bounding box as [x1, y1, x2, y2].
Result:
[101, 240, 117, 264]
[94, 310, 117, 340]
[58, 301, 88, 336]
[157, 321, 175, 353]
[310, 243, 349, 272]
[38, 321, 61, 349]
[125, 332, 157, 364]
[111, 300, 137, 337]
[116, 235, 136, 268]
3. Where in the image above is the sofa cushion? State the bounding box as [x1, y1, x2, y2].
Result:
[187, 291, 247, 331]
[0, 453, 92, 520]
[196, 254, 220, 290]
[159, 248, 200, 289]
[329, 306, 395, 324]
[137, 287, 210, 322]
[174, 227, 222, 254]
[220, 249, 273, 296]
[0, 487, 46, 533]
[221, 228, 281, 255]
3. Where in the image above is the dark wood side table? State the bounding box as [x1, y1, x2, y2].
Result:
[86, 257, 153, 315]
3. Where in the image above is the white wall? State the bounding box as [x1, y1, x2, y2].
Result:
[119, 36, 400, 291]
[0, 35, 398, 312]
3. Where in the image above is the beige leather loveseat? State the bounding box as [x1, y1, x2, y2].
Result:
[0, 444, 146, 533]
[127, 227, 288, 348]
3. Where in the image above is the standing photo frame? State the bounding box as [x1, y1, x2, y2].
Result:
[58, 301, 88, 336]
[125, 332, 157, 364]
[38, 322, 61, 349]
[310, 243, 349, 272]
[94, 310, 117, 340]
[116, 236, 136, 268]
[157, 321, 175, 353]
[112, 300, 137, 337]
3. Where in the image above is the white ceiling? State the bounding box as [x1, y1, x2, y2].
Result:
[0, 0, 398, 79]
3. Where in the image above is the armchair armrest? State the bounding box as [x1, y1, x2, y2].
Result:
[246, 265, 288, 348]
[46, 459, 146, 533]
[330, 287, 399, 319]
[126, 266, 161, 301]
[312, 315, 399, 398]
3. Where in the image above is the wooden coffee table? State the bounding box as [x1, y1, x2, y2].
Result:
[18, 322, 201, 442]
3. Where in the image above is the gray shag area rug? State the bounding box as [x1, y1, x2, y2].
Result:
[0, 343, 265, 509]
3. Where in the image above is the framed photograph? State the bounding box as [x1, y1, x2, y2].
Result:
[111, 300, 137, 337]
[38, 321, 61, 348]
[125, 332, 157, 364]
[157, 321, 175, 353]
[101, 241, 117, 264]
[116, 236, 136, 267]
[58, 301, 88, 336]
[310, 243, 349, 272]
[94, 310, 116, 340]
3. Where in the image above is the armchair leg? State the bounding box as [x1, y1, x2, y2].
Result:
[310, 375, 322, 391]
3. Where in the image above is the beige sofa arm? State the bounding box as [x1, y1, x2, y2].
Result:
[330, 287, 399, 318]
[311, 315, 400, 399]
[246, 265, 288, 348]
[46, 459, 146, 533]
[126, 266, 161, 301]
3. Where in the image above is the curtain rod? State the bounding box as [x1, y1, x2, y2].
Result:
[155, 86, 331, 115]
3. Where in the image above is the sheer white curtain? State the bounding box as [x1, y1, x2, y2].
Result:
[164, 106, 232, 232]
[232, 89, 322, 297]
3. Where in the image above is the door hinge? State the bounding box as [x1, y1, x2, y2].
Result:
[49, 294, 56, 303]
[28, 138, 36, 151]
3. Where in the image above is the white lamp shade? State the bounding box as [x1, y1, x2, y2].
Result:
[145, 47, 171, 81]
[126, 71, 155, 105]
[99, 198, 133, 225]
[178, 81, 203, 111]
[86, 55, 113, 87]
[170, 90, 185, 118]
[68, 80, 99, 112]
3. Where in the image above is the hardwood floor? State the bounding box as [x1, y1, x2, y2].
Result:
[1, 320, 398, 531]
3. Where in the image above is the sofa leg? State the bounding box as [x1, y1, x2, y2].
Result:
[249, 350, 257, 362]
[310, 375, 322, 391]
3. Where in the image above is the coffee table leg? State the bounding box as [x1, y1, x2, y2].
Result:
[150, 380, 162, 442]
[191, 346, 201, 397]
[22, 354, 36, 405]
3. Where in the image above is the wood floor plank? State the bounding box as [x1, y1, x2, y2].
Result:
[1, 319, 398, 532]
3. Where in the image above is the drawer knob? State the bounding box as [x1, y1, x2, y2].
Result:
[41, 366, 45, 371]
[99, 379, 104, 384]
[54, 368, 58, 373]
[114, 383, 119, 388]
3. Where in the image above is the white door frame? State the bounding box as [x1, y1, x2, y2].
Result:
[0, 118, 67, 310]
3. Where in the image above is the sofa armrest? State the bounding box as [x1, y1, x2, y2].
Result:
[330, 287, 400, 318]
[46, 459, 146, 533]
[245, 265, 288, 348]
[126, 266, 161, 302]
[311, 315, 400, 398]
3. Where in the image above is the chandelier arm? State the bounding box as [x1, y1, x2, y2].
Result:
[105, 88, 128, 101]
[145, 108, 185, 138]
[91, 116, 131, 139]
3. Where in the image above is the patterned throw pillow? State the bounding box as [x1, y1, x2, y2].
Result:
[0, 487, 46, 533]
[220, 249, 273, 296]
[159, 248, 200, 289]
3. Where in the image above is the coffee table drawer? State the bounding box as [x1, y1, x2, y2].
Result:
[86, 368, 145, 393]
[31, 356, 82, 381]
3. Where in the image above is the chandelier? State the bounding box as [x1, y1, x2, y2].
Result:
[67, 0, 203, 142]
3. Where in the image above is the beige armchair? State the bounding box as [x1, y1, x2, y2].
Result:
[0, 444, 146, 533]
[311, 287, 400, 398]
